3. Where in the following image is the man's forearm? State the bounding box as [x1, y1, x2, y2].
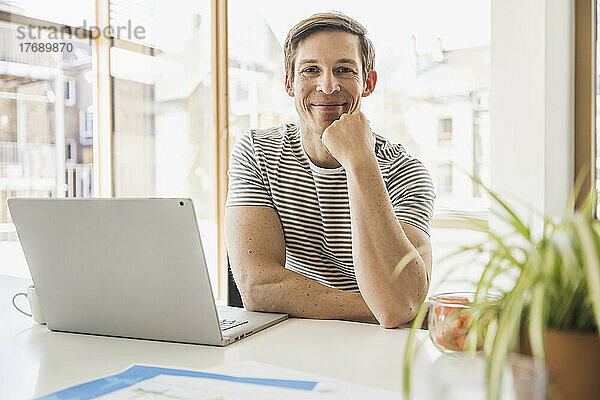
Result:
[239, 264, 378, 324]
[346, 155, 428, 327]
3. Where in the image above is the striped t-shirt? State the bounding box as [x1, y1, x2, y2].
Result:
[226, 122, 435, 292]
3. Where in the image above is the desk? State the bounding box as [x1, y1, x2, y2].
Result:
[1, 275, 439, 399]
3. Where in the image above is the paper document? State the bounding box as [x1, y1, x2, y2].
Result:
[36, 365, 317, 400]
[96, 373, 369, 400]
[36, 363, 399, 400]
[202, 361, 400, 398]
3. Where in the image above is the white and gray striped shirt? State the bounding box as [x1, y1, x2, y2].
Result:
[226, 122, 435, 292]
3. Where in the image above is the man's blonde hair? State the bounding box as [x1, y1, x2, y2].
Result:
[284, 12, 375, 83]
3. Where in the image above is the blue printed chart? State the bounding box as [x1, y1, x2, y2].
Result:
[36, 365, 319, 400]
[99, 374, 334, 399]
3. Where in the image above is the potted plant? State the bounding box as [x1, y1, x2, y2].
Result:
[399, 179, 600, 400]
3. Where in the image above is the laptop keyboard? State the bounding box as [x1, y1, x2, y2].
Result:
[219, 318, 248, 331]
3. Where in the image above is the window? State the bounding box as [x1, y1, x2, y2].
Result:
[79, 107, 93, 146]
[0, 17, 94, 271]
[438, 117, 453, 143]
[109, 1, 219, 293]
[1, 0, 95, 27]
[109, 0, 154, 46]
[65, 139, 76, 162]
[64, 78, 76, 107]
[437, 162, 453, 194]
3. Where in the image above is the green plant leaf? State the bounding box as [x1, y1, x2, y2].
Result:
[392, 243, 431, 278]
[487, 292, 524, 400]
[483, 316, 498, 354]
[528, 283, 546, 361]
[563, 169, 588, 221]
[401, 299, 430, 399]
[472, 177, 531, 241]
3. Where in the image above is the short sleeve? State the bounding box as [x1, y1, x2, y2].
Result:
[226, 131, 275, 208]
[387, 158, 436, 235]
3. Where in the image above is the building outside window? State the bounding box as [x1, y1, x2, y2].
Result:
[0, 16, 94, 258]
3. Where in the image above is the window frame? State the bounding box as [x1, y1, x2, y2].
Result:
[213, 0, 229, 300]
[574, 0, 597, 212]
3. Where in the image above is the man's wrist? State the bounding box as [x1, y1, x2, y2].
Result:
[343, 151, 378, 176]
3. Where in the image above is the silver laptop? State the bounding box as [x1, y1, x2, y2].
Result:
[8, 198, 287, 346]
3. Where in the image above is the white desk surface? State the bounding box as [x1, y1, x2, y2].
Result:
[1, 275, 440, 399]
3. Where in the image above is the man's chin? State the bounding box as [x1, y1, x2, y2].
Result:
[317, 113, 344, 125]
[317, 119, 339, 135]
[300, 115, 343, 136]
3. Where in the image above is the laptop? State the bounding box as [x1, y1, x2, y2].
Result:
[7, 198, 287, 346]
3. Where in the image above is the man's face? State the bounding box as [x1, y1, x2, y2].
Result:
[286, 30, 375, 135]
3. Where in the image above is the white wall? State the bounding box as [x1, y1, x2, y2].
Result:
[491, 0, 574, 219]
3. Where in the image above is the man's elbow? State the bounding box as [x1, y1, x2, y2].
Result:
[238, 282, 260, 312]
[243, 300, 260, 312]
[238, 278, 270, 313]
[376, 285, 429, 328]
[232, 263, 287, 313]
[378, 261, 430, 328]
[376, 306, 419, 329]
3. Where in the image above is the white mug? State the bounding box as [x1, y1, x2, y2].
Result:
[12, 284, 46, 325]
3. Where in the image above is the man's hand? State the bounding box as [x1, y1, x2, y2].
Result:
[321, 111, 375, 168]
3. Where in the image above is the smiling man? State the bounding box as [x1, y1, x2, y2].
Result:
[225, 12, 435, 328]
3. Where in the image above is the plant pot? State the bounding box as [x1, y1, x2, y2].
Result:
[520, 329, 600, 400]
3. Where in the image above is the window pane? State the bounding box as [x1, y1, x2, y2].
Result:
[109, 0, 193, 48]
[1, 1, 95, 27]
[109, 0, 154, 46]
[228, 0, 490, 218]
[0, 21, 94, 277]
[110, 2, 217, 292]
